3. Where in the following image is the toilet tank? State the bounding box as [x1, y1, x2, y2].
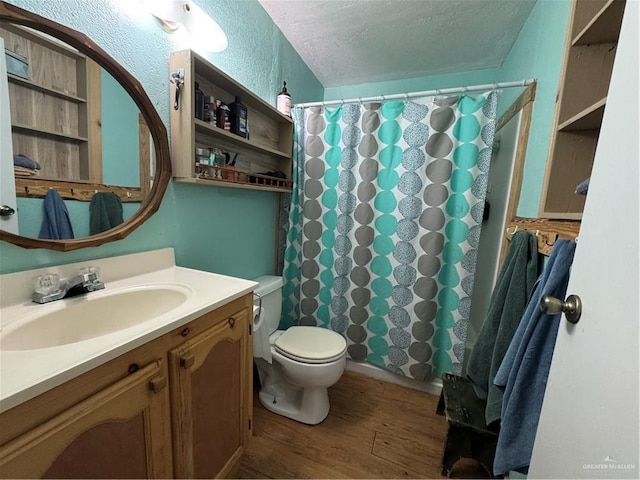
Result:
[253, 275, 284, 335]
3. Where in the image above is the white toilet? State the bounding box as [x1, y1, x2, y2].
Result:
[252, 276, 347, 425]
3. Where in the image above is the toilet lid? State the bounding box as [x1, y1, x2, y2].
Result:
[274, 326, 346, 364]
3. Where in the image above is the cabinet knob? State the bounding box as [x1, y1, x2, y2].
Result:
[149, 376, 167, 393]
[181, 327, 190, 337]
[180, 354, 195, 369]
[228, 317, 236, 328]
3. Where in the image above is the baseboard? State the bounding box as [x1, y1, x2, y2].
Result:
[345, 359, 443, 396]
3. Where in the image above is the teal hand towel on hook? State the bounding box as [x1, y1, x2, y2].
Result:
[89, 192, 123, 235]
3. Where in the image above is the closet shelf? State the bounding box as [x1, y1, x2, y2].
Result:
[558, 97, 606, 131]
[194, 119, 290, 160]
[7, 74, 86, 103]
[11, 123, 88, 143]
[572, 0, 626, 46]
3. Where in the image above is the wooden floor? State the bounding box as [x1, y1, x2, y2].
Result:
[237, 371, 450, 479]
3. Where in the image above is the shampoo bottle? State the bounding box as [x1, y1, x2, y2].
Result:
[277, 81, 291, 117]
[229, 96, 248, 138]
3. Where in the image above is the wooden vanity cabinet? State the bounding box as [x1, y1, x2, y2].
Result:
[0, 360, 172, 479]
[0, 294, 254, 479]
[169, 307, 252, 479]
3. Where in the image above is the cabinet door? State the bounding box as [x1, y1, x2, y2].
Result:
[169, 308, 252, 479]
[0, 360, 172, 479]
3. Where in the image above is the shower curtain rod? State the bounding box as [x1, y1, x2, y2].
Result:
[293, 78, 536, 109]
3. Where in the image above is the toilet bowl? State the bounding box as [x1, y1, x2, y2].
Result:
[253, 276, 347, 425]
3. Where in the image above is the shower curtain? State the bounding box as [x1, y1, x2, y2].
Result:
[281, 92, 498, 379]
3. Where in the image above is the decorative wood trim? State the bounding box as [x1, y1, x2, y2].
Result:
[15, 178, 143, 202]
[505, 216, 580, 256]
[498, 99, 535, 267]
[139, 113, 151, 198]
[84, 58, 102, 184]
[496, 81, 537, 132]
[0, 1, 171, 252]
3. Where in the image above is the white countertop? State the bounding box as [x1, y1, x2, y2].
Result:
[0, 248, 257, 413]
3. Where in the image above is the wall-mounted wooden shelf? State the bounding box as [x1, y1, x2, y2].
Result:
[539, 0, 625, 220]
[1, 22, 102, 183]
[169, 49, 294, 193]
[7, 74, 86, 103]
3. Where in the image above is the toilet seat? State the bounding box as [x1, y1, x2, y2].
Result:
[274, 326, 346, 364]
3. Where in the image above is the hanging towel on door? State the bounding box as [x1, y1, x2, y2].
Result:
[89, 192, 123, 235]
[38, 188, 75, 240]
[466, 230, 539, 426]
[492, 239, 576, 477]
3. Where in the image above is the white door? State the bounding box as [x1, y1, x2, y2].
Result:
[0, 37, 19, 234]
[529, 3, 639, 478]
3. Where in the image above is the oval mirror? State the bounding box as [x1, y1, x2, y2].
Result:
[0, 2, 171, 251]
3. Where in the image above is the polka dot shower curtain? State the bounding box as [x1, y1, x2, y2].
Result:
[281, 92, 498, 379]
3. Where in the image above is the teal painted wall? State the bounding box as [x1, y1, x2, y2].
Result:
[500, 0, 571, 217]
[0, 0, 324, 277]
[324, 67, 502, 101]
[101, 70, 139, 187]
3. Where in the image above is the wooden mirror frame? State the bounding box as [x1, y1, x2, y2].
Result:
[0, 1, 171, 252]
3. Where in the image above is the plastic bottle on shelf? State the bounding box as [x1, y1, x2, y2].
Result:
[203, 96, 216, 124]
[194, 82, 205, 120]
[277, 81, 291, 117]
[229, 96, 248, 138]
[216, 103, 231, 131]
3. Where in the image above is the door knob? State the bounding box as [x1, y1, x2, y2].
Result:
[0, 205, 15, 217]
[540, 294, 582, 324]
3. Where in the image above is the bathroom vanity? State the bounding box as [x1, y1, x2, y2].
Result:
[0, 249, 256, 478]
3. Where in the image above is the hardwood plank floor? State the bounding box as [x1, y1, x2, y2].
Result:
[237, 371, 450, 479]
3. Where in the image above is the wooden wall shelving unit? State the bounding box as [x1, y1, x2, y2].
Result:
[169, 49, 294, 193]
[539, 0, 625, 220]
[0, 22, 102, 183]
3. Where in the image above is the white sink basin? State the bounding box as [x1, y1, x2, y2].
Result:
[0, 284, 191, 351]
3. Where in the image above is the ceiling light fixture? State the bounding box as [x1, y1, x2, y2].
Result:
[147, 0, 228, 53]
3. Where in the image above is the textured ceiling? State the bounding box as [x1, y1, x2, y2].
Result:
[258, 0, 536, 87]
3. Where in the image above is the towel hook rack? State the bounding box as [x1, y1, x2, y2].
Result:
[506, 225, 518, 235]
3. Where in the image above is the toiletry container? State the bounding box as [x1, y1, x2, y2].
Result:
[203, 96, 216, 124]
[277, 81, 291, 117]
[216, 103, 231, 131]
[229, 96, 248, 138]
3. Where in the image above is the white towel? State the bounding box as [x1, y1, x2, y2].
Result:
[252, 305, 272, 363]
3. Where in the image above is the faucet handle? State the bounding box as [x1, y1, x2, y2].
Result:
[34, 273, 61, 295]
[79, 266, 101, 280]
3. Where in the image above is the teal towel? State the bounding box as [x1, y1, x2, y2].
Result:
[466, 230, 539, 426]
[89, 192, 123, 235]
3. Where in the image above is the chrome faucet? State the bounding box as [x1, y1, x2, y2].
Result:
[32, 269, 105, 304]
